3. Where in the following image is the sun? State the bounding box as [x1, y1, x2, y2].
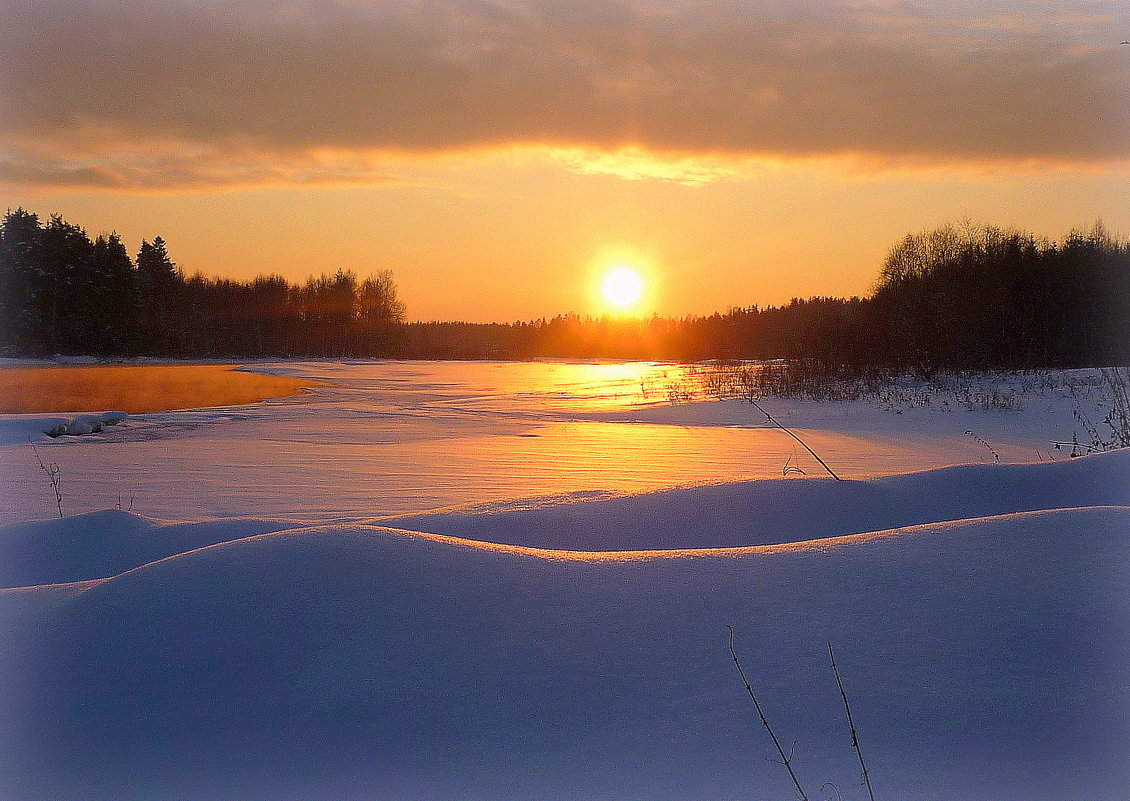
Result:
[601, 266, 644, 310]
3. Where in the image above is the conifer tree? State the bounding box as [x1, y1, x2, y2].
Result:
[0, 208, 44, 354]
[39, 215, 96, 353]
[136, 236, 182, 353]
[91, 233, 139, 352]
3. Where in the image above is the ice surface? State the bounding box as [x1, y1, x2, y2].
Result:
[0, 361, 1107, 523]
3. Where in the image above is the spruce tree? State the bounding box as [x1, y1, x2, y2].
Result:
[0, 208, 44, 354]
[136, 236, 182, 354]
[91, 233, 139, 352]
[39, 215, 96, 353]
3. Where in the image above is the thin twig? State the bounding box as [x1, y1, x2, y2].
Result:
[1049, 440, 1101, 453]
[782, 444, 806, 476]
[117, 488, 136, 512]
[820, 781, 844, 801]
[828, 642, 876, 801]
[727, 626, 810, 801]
[748, 398, 841, 481]
[963, 429, 999, 462]
[29, 439, 64, 518]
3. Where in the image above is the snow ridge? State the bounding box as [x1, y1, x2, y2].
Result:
[378, 448, 1130, 550]
[2, 503, 1128, 801]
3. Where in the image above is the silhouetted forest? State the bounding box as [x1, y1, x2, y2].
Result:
[1, 208, 1127, 368]
[393, 220, 1130, 369]
[0, 209, 405, 358]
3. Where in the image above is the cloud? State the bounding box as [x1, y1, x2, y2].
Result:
[0, 144, 395, 191]
[2, 0, 1127, 189]
[549, 147, 747, 185]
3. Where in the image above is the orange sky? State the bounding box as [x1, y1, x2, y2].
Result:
[3, 0, 1128, 322]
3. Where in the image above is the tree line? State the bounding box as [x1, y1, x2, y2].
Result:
[0, 208, 405, 357]
[866, 221, 1128, 370]
[402, 221, 1128, 370]
[2, 207, 1126, 369]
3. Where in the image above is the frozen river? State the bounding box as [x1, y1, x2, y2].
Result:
[0, 359, 1068, 524]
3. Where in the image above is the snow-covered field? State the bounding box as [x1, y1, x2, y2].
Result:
[0, 361, 1106, 523]
[1, 360, 1127, 801]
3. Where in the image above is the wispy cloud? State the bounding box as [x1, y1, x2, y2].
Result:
[0, 144, 395, 191]
[2, 0, 1127, 190]
[549, 147, 749, 185]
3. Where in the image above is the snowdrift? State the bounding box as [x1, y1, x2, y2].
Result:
[2, 451, 1129, 801]
[378, 449, 1130, 550]
[0, 511, 304, 588]
[3, 451, 1126, 587]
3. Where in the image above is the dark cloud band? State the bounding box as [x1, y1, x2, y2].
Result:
[3, 0, 1127, 188]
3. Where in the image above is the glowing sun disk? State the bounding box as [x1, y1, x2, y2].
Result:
[602, 266, 644, 308]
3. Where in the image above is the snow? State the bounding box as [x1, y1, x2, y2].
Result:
[378, 449, 1130, 550]
[0, 360, 1127, 801]
[3, 505, 1128, 801]
[0, 361, 1108, 523]
[0, 358, 55, 368]
[0, 414, 77, 447]
[43, 411, 129, 438]
[49, 354, 101, 365]
[0, 510, 305, 588]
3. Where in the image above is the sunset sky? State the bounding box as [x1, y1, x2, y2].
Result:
[3, 0, 1128, 322]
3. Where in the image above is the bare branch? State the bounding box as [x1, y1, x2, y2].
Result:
[828, 642, 877, 801]
[727, 626, 810, 801]
[748, 397, 841, 481]
[29, 438, 64, 519]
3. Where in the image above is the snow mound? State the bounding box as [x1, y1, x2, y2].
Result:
[379, 448, 1130, 550]
[0, 411, 128, 444]
[0, 415, 74, 446]
[3, 451, 1125, 588]
[0, 510, 302, 588]
[2, 508, 1128, 801]
[45, 411, 128, 437]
